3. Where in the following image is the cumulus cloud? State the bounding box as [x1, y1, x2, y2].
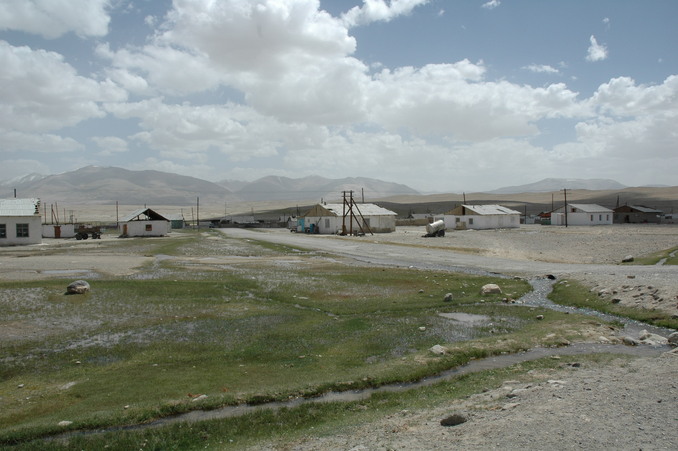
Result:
[0, 42, 126, 134]
[341, 0, 430, 27]
[0, 0, 110, 38]
[586, 35, 608, 62]
[367, 61, 584, 140]
[93, 136, 129, 155]
[105, 99, 283, 161]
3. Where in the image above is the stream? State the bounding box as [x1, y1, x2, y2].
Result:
[48, 275, 674, 441]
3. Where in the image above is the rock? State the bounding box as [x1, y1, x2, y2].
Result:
[545, 274, 557, 280]
[58, 421, 73, 427]
[480, 283, 502, 295]
[443, 293, 454, 302]
[66, 280, 90, 295]
[622, 336, 640, 346]
[191, 394, 208, 402]
[638, 330, 668, 346]
[536, 315, 544, 320]
[440, 413, 467, 426]
[611, 298, 622, 304]
[668, 332, 678, 347]
[429, 345, 448, 355]
[622, 255, 634, 263]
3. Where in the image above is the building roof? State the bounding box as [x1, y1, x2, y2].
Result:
[0, 198, 40, 216]
[567, 203, 614, 213]
[617, 205, 663, 214]
[120, 207, 169, 222]
[304, 203, 397, 217]
[448, 204, 521, 216]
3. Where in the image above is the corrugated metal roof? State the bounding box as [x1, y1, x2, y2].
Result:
[0, 198, 40, 216]
[316, 203, 397, 217]
[626, 205, 662, 213]
[568, 203, 613, 213]
[462, 205, 521, 215]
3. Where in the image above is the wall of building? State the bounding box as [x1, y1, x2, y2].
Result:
[438, 214, 520, 230]
[42, 223, 76, 238]
[551, 212, 612, 226]
[119, 220, 170, 237]
[300, 215, 395, 234]
[0, 216, 42, 246]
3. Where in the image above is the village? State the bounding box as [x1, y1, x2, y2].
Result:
[0, 191, 674, 247]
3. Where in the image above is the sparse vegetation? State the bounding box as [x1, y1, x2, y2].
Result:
[0, 230, 614, 447]
[548, 279, 678, 329]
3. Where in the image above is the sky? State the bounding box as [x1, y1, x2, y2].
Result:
[1, 0, 677, 194]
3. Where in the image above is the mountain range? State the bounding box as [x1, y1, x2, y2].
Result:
[0, 166, 420, 205]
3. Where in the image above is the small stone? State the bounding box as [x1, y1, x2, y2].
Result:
[622, 255, 634, 263]
[622, 336, 640, 346]
[668, 332, 678, 347]
[191, 394, 208, 402]
[443, 293, 454, 302]
[429, 345, 448, 355]
[58, 421, 73, 427]
[480, 284, 502, 295]
[66, 280, 90, 295]
[536, 315, 544, 320]
[440, 413, 467, 426]
[17, 384, 24, 388]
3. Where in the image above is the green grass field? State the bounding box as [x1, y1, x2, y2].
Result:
[0, 230, 635, 449]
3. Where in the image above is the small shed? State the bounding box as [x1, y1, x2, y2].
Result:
[613, 205, 662, 224]
[551, 204, 613, 226]
[437, 205, 521, 230]
[0, 198, 42, 246]
[119, 207, 170, 237]
[300, 203, 397, 234]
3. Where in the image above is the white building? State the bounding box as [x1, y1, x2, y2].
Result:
[0, 198, 42, 246]
[437, 205, 521, 230]
[299, 203, 397, 234]
[550, 204, 613, 226]
[119, 207, 171, 237]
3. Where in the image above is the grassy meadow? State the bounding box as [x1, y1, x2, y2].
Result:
[0, 229, 621, 449]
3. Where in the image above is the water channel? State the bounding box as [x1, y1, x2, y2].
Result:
[49, 275, 674, 441]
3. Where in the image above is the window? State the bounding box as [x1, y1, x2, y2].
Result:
[145, 224, 153, 231]
[590, 215, 594, 221]
[468, 218, 474, 225]
[324, 218, 330, 228]
[0, 224, 5, 238]
[455, 218, 460, 223]
[16, 223, 29, 238]
[599, 214, 602, 221]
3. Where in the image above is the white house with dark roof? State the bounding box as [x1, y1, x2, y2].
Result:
[299, 203, 397, 234]
[119, 207, 171, 237]
[551, 204, 613, 226]
[437, 204, 521, 230]
[0, 198, 42, 246]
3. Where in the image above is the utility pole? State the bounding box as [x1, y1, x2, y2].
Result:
[562, 188, 568, 227]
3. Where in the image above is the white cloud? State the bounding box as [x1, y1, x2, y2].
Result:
[368, 61, 584, 140]
[0, 42, 126, 133]
[105, 99, 283, 161]
[0, 131, 83, 153]
[93, 136, 129, 155]
[482, 1, 501, 10]
[524, 64, 559, 74]
[341, 0, 430, 27]
[0, 0, 110, 38]
[586, 35, 608, 62]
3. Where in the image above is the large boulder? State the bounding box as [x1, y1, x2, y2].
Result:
[668, 332, 678, 347]
[66, 280, 90, 295]
[480, 283, 502, 295]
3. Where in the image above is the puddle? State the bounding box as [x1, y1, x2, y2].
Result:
[438, 312, 490, 323]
